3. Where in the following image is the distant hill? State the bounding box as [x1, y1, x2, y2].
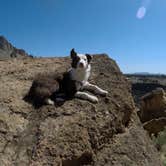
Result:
[0, 36, 32, 59]
[126, 72, 166, 77]
[132, 72, 151, 75]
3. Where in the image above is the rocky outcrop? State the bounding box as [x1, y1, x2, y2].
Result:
[0, 36, 31, 59]
[126, 74, 166, 105]
[131, 83, 166, 105]
[0, 55, 161, 165]
[139, 88, 166, 122]
[138, 88, 166, 136]
[143, 118, 166, 136]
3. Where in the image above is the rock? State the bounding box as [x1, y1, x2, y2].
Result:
[139, 88, 166, 123]
[131, 83, 166, 105]
[137, 88, 166, 136]
[0, 36, 31, 59]
[143, 118, 166, 136]
[0, 36, 13, 51]
[0, 55, 162, 165]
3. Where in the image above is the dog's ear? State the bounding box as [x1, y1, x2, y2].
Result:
[70, 48, 77, 59]
[86, 54, 92, 63]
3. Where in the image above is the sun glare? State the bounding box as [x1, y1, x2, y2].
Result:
[136, 6, 146, 19]
[136, 0, 151, 19]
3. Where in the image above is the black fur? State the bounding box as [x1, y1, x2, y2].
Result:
[71, 55, 80, 69]
[70, 49, 80, 68]
[70, 48, 77, 59]
[24, 74, 60, 106]
[60, 72, 77, 98]
[25, 71, 77, 107]
[86, 54, 92, 64]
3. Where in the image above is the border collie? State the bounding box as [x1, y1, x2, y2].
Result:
[26, 49, 108, 106]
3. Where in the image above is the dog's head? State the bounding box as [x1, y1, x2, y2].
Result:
[70, 49, 92, 69]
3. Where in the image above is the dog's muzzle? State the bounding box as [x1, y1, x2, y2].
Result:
[78, 62, 84, 68]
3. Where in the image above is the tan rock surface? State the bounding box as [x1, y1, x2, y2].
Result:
[0, 55, 161, 165]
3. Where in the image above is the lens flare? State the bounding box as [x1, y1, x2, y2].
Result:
[136, 0, 151, 19]
[136, 6, 146, 19]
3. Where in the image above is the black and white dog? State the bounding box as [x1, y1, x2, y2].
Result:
[26, 49, 108, 106]
[68, 49, 108, 103]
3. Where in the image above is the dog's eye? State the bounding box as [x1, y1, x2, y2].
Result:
[84, 58, 87, 61]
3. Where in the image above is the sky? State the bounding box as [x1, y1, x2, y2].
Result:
[0, 0, 166, 73]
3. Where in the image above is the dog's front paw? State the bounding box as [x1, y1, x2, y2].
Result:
[100, 90, 108, 96]
[90, 96, 99, 103]
[45, 98, 55, 105]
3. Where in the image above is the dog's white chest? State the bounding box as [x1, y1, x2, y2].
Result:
[69, 65, 91, 87]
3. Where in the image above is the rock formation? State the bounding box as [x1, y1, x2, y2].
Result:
[138, 88, 166, 136]
[132, 83, 166, 105]
[0, 55, 161, 165]
[143, 118, 166, 137]
[0, 36, 31, 59]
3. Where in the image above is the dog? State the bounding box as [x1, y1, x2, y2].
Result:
[68, 49, 108, 103]
[25, 49, 108, 106]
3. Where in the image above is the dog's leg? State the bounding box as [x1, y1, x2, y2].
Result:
[83, 82, 108, 96]
[55, 97, 65, 102]
[44, 98, 55, 105]
[75, 91, 98, 103]
[55, 93, 66, 102]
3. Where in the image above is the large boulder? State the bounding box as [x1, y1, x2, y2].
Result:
[0, 55, 161, 165]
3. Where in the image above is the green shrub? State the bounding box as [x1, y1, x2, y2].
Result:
[153, 128, 166, 165]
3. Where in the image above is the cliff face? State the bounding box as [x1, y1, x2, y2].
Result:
[137, 88, 166, 136]
[0, 55, 161, 165]
[126, 74, 166, 105]
[0, 36, 31, 59]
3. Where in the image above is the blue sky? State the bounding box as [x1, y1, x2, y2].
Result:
[0, 0, 166, 73]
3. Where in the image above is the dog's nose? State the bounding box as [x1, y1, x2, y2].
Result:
[79, 62, 84, 68]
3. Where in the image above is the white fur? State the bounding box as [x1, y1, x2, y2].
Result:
[70, 53, 108, 103]
[75, 91, 98, 103]
[69, 65, 91, 86]
[45, 98, 54, 105]
[71, 54, 90, 81]
[83, 82, 108, 96]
